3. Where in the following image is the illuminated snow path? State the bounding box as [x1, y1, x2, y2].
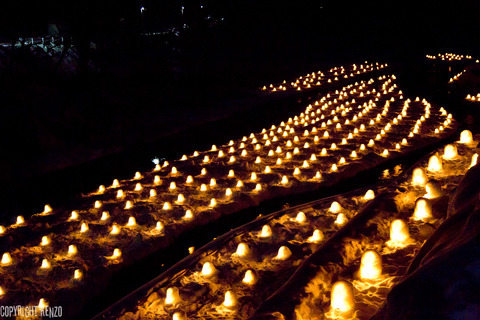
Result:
[261, 61, 387, 92]
[0, 72, 456, 316]
[256, 132, 478, 320]
[102, 131, 477, 320]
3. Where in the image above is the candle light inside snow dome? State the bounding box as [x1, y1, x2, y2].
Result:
[259, 225, 272, 238]
[329, 201, 342, 213]
[38, 298, 48, 310]
[443, 144, 458, 160]
[331, 281, 355, 313]
[111, 224, 120, 235]
[201, 262, 217, 277]
[68, 245, 77, 255]
[1, 253, 12, 266]
[42, 204, 52, 214]
[359, 250, 382, 280]
[387, 219, 411, 248]
[177, 194, 185, 203]
[127, 216, 136, 226]
[40, 236, 50, 246]
[40, 259, 51, 269]
[459, 130, 473, 144]
[295, 211, 307, 223]
[223, 291, 238, 308]
[80, 222, 89, 233]
[172, 312, 186, 320]
[69, 211, 78, 221]
[242, 270, 256, 284]
[112, 248, 122, 259]
[275, 246, 292, 260]
[235, 243, 250, 256]
[307, 229, 324, 243]
[413, 198, 432, 221]
[74, 269, 83, 280]
[428, 155, 443, 172]
[364, 189, 375, 200]
[165, 287, 180, 305]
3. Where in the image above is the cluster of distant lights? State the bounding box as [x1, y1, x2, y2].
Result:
[0, 73, 454, 311]
[261, 62, 387, 92]
[116, 130, 478, 320]
[465, 93, 480, 102]
[426, 53, 474, 61]
[448, 70, 465, 83]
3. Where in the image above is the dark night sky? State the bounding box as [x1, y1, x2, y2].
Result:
[0, 0, 478, 55]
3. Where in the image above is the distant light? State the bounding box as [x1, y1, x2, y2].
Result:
[152, 157, 159, 165]
[140, 7, 145, 13]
